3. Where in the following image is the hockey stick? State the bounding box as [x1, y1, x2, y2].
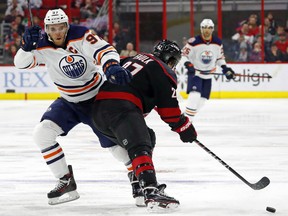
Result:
[199, 71, 272, 79]
[194, 139, 270, 190]
[27, 0, 34, 26]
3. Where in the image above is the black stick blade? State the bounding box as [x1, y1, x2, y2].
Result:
[251, 176, 270, 190]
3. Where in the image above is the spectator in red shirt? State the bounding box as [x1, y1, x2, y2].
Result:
[274, 33, 288, 54]
[247, 14, 259, 36]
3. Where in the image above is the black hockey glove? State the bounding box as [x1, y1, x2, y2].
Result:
[103, 60, 132, 85]
[21, 26, 42, 52]
[184, 61, 195, 76]
[171, 114, 197, 143]
[221, 65, 235, 80]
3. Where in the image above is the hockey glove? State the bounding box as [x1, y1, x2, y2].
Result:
[221, 65, 235, 80]
[103, 60, 132, 85]
[184, 61, 195, 76]
[21, 26, 42, 52]
[171, 114, 197, 143]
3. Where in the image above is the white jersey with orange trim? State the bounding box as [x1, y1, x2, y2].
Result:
[181, 35, 226, 79]
[14, 25, 120, 103]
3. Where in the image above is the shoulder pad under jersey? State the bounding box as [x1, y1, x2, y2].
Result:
[187, 35, 203, 46]
[66, 25, 89, 42]
[37, 34, 53, 48]
[210, 35, 222, 46]
[37, 25, 90, 49]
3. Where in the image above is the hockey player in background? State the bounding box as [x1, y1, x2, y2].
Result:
[14, 9, 132, 205]
[181, 19, 235, 121]
[91, 40, 197, 211]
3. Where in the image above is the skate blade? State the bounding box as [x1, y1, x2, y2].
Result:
[146, 201, 179, 213]
[135, 196, 146, 207]
[48, 190, 80, 205]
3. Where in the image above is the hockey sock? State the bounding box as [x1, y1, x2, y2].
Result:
[185, 91, 201, 120]
[131, 151, 157, 188]
[41, 143, 69, 178]
[197, 97, 207, 112]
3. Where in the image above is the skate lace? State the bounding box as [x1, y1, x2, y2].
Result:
[145, 185, 170, 198]
[158, 189, 169, 198]
[52, 179, 69, 192]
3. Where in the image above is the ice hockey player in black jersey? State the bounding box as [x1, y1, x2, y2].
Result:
[92, 40, 197, 211]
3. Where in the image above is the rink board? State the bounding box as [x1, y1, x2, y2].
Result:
[0, 64, 288, 99]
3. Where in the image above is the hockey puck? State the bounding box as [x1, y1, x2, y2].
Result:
[266, 207, 276, 213]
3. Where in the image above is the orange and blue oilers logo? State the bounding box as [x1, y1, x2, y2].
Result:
[200, 50, 213, 64]
[59, 55, 87, 78]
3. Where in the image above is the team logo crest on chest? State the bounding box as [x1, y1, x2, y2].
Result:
[200, 50, 213, 64]
[59, 55, 87, 78]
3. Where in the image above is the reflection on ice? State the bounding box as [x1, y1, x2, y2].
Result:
[0, 99, 287, 216]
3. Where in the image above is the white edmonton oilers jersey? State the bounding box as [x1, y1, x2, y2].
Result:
[14, 25, 120, 102]
[181, 35, 226, 79]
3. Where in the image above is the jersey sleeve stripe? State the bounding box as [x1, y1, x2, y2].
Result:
[93, 44, 110, 60]
[28, 55, 37, 69]
[161, 117, 182, 123]
[157, 107, 181, 123]
[96, 46, 117, 63]
[157, 107, 181, 116]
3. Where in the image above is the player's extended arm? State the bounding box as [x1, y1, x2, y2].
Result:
[14, 26, 41, 69]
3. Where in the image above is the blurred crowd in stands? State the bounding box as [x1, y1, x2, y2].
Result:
[1, 0, 136, 64]
[1, 0, 288, 64]
[231, 12, 288, 62]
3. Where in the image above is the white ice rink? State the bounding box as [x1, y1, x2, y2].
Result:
[0, 99, 287, 216]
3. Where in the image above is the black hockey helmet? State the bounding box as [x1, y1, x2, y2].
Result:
[152, 39, 181, 67]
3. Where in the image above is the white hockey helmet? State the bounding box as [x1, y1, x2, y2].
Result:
[44, 9, 69, 33]
[200, 19, 214, 30]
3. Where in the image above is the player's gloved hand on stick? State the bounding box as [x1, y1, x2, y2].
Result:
[221, 65, 235, 80]
[171, 114, 197, 143]
[21, 26, 42, 52]
[184, 61, 195, 76]
[103, 60, 132, 85]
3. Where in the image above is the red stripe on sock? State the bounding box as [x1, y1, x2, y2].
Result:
[132, 155, 154, 177]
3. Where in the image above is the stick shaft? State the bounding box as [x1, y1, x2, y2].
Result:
[27, 0, 34, 26]
[194, 139, 258, 189]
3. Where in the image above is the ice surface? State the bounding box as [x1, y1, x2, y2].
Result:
[0, 99, 287, 216]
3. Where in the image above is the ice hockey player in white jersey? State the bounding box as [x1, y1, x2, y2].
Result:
[14, 9, 132, 205]
[181, 19, 235, 121]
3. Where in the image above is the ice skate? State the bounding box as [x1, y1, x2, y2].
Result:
[48, 165, 80, 205]
[128, 171, 145, 207]
[144, 184, 179, 212]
